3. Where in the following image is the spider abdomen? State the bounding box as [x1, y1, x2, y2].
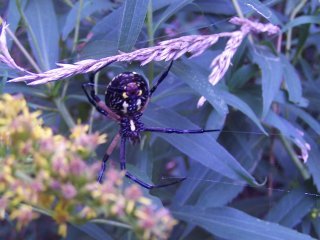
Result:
[105, 72, 149, 117]
[120, 116, 144, 143]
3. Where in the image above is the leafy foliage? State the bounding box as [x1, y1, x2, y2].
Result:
[1, 0, 320, 239]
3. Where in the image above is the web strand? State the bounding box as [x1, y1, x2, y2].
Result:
[162, 176, 320, 198]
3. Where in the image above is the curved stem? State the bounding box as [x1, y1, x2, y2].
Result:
[54, 98, 76, 129]
[72, 0, 83, 53]
[231, 0, 253, 43]
[231, 0, 244, 18]
[88, 72, 100, 133]
[285, 0, 307, 58]
[6, 27, 42, 73]
[90, 219, 132, 230]
[280, 135, 310, 180]
[16, 0, 46, 71]
[147, 1, 154, 83]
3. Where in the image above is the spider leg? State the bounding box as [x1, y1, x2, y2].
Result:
[149, 61, 173, 97]
[82, 81, 109, 117]
[82, 60, 120, 120]
[119, 136, 186, 189]
[82, 74, 120, 121]
[142, 127, 220, 134]
[97, 134, 121, 183]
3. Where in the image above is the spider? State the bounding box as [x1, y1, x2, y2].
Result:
[82, 61, 219, 189]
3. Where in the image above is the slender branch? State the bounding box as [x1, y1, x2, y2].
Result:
[147, 0, 154, 83]
[54, 98, 76, 128]
[285, 0, 307, 58]
[88, 72, 100, 133]
[6, 27, 41, 73]
[280, 135, 310, 180]
[231, 0, 244, 18]
[90, 219, 133, 230]
[72, 0, 83, 53]
[231, 0, 253, 43]
[16, 0, 46, 70]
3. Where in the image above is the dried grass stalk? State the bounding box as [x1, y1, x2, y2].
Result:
[2, 17, 279, 91]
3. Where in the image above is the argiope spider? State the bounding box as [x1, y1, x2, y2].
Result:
[82, 61, 219, 189]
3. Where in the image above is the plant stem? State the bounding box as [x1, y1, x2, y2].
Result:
[231, 0, 253, 43]
[285, 0, 307, 58]
[88, 72, 99, 133]
[231, 0, 244, 18]
[147, 0, 154, 83]
[72, 0, 83, 53]
[63, 0, 73, 8]
[90, 219, 132, 230]
[280, 135, 310, 180]
[6, 28, 42, 73]
[16, 0, 46, 70]
[15, 0, 76, 129]
[54, 98, 76, 129]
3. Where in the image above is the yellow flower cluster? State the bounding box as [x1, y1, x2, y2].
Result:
[0, 94, 176, 240]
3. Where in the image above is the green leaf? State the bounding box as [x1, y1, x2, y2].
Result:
[91, 6, 124, 42]
[265, 188, 315, 228]
[249, 46, 283, 118]
[143, 104, 260, 186]
[281, 55, 303, 104]
[228, 64, 257, 90]
[172, 206, 315, 240]
[172, 163, 213, 206]
[172, 60, 229, 116]
[72, 223, 112, 240]
[6, 0, 27, 48]
[312, 218, 320, 238]
[192, 0, 236, 15]
[219, 90, 266, 134]
[24, 0, 59, 70]
[62, 0, 113, 40]
[305, 136, 320, 192]
[284, 104, 320, 135]
[153, 0, 193, 34]
[263, 111, 308, 153]
[118, 0, 149, 52]
[174, 60, 265, 133]
[238, 0, 282, 25]
[281, 16, 320, 33]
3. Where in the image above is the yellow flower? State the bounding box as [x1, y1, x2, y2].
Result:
[70, 125, 89, 139]
[125, 200, 135, 214]
[58, 223, 67, 237]
[79, 206, 97, 219]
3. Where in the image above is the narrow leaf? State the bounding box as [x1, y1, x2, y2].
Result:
[172, 60, 229, 116]
[118, 0, 149, 52]
[265, 189, 315, 228]
[285, 104, 320, 135]
[173, 206, 315, 240]
[249, 46, 283, 118]
[6, 0, 27, 48]
[238, 0, 282, 25]
[143, 104, 260, 185]
[153, 0, 193, 33]
[62, 0, 113, 40]
[281, 16, 320, 33]
[72, 223, 112, 240]
[219, 91, 266, 134]
[24, 0, 59, 70]
[305, 136, 320, 192]
[281, 55, 303, 104]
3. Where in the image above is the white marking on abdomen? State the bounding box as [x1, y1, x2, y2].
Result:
[130, 120, 136, 131]
[122, 101, 129, 113]
[136, 99, 142, 110]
